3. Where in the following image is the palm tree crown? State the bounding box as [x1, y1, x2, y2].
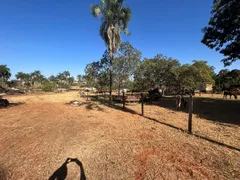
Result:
[91, 0, 132, 55]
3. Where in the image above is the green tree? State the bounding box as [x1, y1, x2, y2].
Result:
[48, 75, 58, 82]
[7, 80, 18, 88]
[0, 65, 11, 83]
[56, 71, 71, 85]
[178, 61, 215, 91]
[134, 55, 180, 91]
[16, 72, 31, 87]
[68, 76, 74, 86]
[15, 72, 25, 81]
[215, 69, 240, 91]
[113, 42, 141, 94]
[30, 70, 45, 86]
[41, 81, 57, 92]
[85, 61, 101, 88]
[91, 0, 132, 101]
[202, 0, 240, 66]
[84, 50, 111, 92]
[77, 74, 86, 87]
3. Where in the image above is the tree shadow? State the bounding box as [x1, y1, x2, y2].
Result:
[0, 165, 7, 180]
[91, 95, 137, 114]
[85, 102, 104, 111]
[49, 158, 86, 180]
[144, 116, 240, 152]
[91, 95, 240, 152]
[151, 96, 240, 126]
[1, 102, 25, 109]
[8, 102, 25, 107]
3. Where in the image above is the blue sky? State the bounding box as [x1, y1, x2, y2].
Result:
[0, 0, 239, 79]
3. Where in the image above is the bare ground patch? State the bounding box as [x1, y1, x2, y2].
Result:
[0, 92, 239, 179]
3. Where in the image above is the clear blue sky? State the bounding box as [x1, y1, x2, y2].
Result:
[1, 0, 239, 79]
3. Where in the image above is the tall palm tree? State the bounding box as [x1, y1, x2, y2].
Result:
[91, 0, 132, 102]
[31, 70, 45, 86]
[0, 65, 11, 83]
[16, 72, 24, 81]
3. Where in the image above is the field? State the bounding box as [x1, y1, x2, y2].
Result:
[0, 92, 240, 179]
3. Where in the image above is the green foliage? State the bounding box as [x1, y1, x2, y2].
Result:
[30, 70, 45, 85]
[202, 0, 240, 66]
[0, 65, 11, 83]
[41, 81, 57, 92]
[56, 71, 70, 81]
[56, 71, 73, 86]
[68, 76, 75, 86]
[48, 75, 58, 82]
[16, 72, 31, 86]
[178, 61, 215, 90]
[84, 42, 141, 92]
[91, 0, 132, 98]
[7, 80, 18, 88]
[214, 69, 240, 91]
[91, 0, 132, 54]
[57, 83, 70, 89]
[85, 50, 110, 91]
[16, 71, 45, 87]
[113, 41, 141, 91]
[134, 54, 180, 91]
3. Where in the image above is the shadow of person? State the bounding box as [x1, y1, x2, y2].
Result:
[49, 158, 86, 180]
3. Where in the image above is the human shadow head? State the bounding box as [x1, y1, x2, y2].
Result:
[49, 158, 86, 180]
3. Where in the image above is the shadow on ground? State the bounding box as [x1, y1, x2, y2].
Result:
[2, 102, 25, 109]
[151, 96, 240, 126]
[9, 102, 25, 107]
[90, 95, 240, 152]
[0, 166, 7, 180]
[49, 158, 86, 180]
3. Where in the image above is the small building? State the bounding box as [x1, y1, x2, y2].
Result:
[199, 83, 213, 93]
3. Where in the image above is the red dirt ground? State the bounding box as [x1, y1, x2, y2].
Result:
[0, 92, 239, 179]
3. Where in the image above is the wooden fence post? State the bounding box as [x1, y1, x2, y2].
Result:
[123, 92, 126, 109]
[188, 95, 193, 133]
[141, 93, 144, 116]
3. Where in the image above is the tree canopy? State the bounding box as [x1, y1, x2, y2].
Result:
[214, 69, 240, 91]
[134, 58, 214, 92]
[0, 65, 11, 83]
[91, 0, 132, 54]
[113, 42, 141, 92]
[91, 0, 132, 100]
[134, 54, 180, 91]
[177, 61, 215, 90]
[202, 0, 240, 66]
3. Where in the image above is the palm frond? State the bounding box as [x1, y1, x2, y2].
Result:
[120, 7, 132, 30]
[91, 4, 102, 17]
[91, 0, 132, 55]
[100, 20, 110, 46]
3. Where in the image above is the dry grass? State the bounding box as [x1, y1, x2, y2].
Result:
[0, 92, 239, 179]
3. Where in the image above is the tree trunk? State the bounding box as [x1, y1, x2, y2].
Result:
[118, 84, 121, 96]
[109, 53, 113, 103]
[109, 27, 115, 104]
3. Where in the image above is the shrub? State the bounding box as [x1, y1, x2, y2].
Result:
[57, 83, 70, 89]
[42, 81, 56, 92]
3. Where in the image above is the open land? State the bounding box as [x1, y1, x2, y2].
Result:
[0, 92, 239, 179]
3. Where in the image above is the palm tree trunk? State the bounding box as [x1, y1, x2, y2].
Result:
[109, 27, 115, 103]
[109, 53, 113, 103]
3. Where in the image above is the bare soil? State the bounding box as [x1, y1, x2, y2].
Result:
[0, 92, 239, 179]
